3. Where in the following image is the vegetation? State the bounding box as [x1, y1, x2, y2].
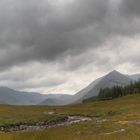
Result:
[0, 122, 140, 140]
[98, 80, 140, 100]
[0, 94, 140, 139]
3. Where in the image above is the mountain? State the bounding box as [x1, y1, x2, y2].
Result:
[70, 70, 133, 103]
[128, 74, 140, 81]
[39, 94, 72, 106]
[67, 77, 104, 104]
[0, 87, 46, 105]
[0, 86, 72, 105]
[0, 87, 72, 105]
[0, 70, 139, 105]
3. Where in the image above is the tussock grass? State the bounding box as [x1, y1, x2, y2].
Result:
[0, 94, 140, 139]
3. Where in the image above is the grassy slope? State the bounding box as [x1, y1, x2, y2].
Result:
[0, 94, 140, 139]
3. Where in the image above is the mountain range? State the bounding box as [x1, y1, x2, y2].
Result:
[0, 87, 72, 105]
[0, 70, 139, 105]
[39, 94, 72, 106]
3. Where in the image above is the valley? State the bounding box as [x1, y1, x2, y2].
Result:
[0, 70, 139, 139]
[0, 94, 140, 139]
[0, 0, 139, 139]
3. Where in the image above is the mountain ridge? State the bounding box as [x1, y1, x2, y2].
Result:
[69, 70, 134, 104]
[0, 70, 139, 105]
[0, 87, 71, 105]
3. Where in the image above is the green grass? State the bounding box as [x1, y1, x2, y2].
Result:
[0, 122, 140, 140]
[0, 94, 140, 139]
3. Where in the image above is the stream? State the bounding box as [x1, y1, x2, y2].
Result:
[0, 116, 94, 133]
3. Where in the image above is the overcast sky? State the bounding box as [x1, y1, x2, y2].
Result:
[0, 0, 140, 94]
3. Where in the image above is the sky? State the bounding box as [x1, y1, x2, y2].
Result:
[0, 0, 140, 94]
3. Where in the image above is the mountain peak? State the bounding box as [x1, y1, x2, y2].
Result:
[110, 70, 120, 74]
[108, 70, 121, 75]
[81, 70, 132, 100]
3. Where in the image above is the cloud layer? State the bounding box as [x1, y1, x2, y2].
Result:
[0, 0, 140, 94]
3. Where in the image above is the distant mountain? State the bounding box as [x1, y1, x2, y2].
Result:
[0, 87, 46, 105]
[39, 94, 72, 106]
[40, 98, 58, 106]
[0, 87, 72, 105]
[70, 70, 133, 103]
[0, 86, 72, 105]
[128, 74, 140, 81]
[0, 70, 139, 106]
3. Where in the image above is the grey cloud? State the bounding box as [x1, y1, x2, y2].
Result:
[0, 66, 67, 90]
[0, 0, 140, 93]
[120, 0, 140, 18]
[0, 0, 140, 71]
[0, 0, 111, 70]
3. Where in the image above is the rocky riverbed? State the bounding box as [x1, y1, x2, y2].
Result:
[0, 116, 94, 133]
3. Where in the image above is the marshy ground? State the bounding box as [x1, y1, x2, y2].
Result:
[0, 94, 140, 139]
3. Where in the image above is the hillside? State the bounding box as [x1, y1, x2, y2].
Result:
[70, 70, 133, 103]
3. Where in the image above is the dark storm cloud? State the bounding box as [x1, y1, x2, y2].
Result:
[0, 0, 140, 71]
[0, 0, 109, 70]
[120, 0, 140, 17]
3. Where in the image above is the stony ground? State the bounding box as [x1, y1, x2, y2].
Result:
[0, 115, 93, 132]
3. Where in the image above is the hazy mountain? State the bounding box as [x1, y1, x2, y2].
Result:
[40, 98, 58, 106]
[67, 77, 103, 104]
[0, 70, 139, 105]
[45, 94, 72, 100]
[0, 87, 46, 105]
[0, 87, 72, 105]
[70, 70, 133, 103]
[128, 74, 140, 81]
[39, 94, 72, 106]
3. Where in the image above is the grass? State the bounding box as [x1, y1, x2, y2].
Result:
[0, 122, 140, 140]
[0, 94, 140, 139]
